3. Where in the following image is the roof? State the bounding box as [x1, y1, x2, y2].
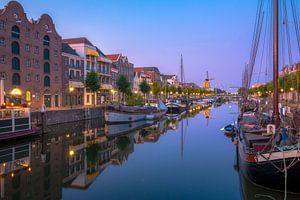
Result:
[62, 37, 94, 47]
[106, 54, 121, 61]
[62, 43, 79, 56]
[134, 67, 160, 73]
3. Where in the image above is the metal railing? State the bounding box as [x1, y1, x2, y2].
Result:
[0, 108, 31, 134]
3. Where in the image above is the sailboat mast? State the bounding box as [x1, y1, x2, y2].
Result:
[273, 0, 280, 125]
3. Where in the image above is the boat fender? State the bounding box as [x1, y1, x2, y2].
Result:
[282, 127, 288, 141]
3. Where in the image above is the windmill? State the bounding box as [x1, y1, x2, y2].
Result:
[203, 71, 214, 89]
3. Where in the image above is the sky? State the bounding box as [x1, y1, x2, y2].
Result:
[2, 0, 299, 90]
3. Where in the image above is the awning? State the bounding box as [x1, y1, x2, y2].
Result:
[101, 84, 113, 90]
[69, 81, 85, 88]
[85, 48, 99, 57]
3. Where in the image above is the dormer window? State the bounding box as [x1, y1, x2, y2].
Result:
[44, 24, 49, 30]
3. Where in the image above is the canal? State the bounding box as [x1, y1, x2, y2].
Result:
[0, 103, 292, 200]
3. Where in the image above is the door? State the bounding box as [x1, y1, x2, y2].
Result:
[44, 95, 51, 108]
[55, 95, 59, 107]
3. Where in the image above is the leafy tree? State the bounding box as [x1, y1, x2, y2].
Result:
[116, 75, 131, 104]
[85, 71, 100, 106]
[169, 85, 178, 94]
[86, 143, 101, 164]
[139, 80, 151, 104]
[151, 82, 161, 99]
[117, 136, 130, 151]
[127, 93, 144, 106]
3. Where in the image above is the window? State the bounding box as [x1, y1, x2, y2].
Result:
[54, 50, 58, 57]
[34, 46, 39, 54]
[35, 31, 39, 39]
[64, 58, 69, 66]
[35, 74, 40, 81]
[25, 28, 30, 37]
[25, 44, 30, 52]
[55, 76, 58, 82]
[0, 38, 5, 46]
[0, 20, 5, 30]
[76, 60, 80, 68]
[43, 49, 49, 60]
[55, 63, 58, 71]
[43, 35, 50, 46]
[26, 74, 30, 82]
[76, 71, 79, 79]
[87, 95, 90, 103]
[12, 73, 20, 85]
[11, 25, 20, 38]
[26, 91, 31, 101]
[11, 41, 19, 54]
[0, 55, 5, 64]
[25, 59, 30, 67]
[69, 70, 74, 79]
[44, 76, 50, 87]
[70, 59, 74, 67]
[12, 57, 20, 70]
[34, 59, 39, 68]
[44, 62, 50, 74]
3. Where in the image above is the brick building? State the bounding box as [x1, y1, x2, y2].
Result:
[0, 1, 63, 109]
[106, 54, 134, 91]
[134, 67, 161, 86]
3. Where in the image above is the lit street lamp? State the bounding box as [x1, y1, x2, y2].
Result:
[69, 86, 74, 109]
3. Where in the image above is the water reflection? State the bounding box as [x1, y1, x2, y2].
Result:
[0, 105, 207, 200]
[1, 103, 284, 200]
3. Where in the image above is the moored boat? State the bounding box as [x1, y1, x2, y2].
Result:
[105, 101, 167, 124]
[0, 107, 36, 141]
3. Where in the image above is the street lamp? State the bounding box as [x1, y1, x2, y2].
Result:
[290, 87, 294, 92]
[110, 89, 115, 102]
[134, 90, 138, 94]
[69, 86, 74, 109]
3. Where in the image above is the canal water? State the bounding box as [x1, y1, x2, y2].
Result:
[0, 103, 291, 200]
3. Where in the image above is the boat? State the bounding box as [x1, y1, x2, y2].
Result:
[237, 0, 300, 192]
[105, 100, 167, 124]
[105, 120, 154, 137]
[166, 101, 187, 115]
[0, 106, 36, 141]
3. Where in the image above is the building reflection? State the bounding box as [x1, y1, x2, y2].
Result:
[0, 105, 215, 199]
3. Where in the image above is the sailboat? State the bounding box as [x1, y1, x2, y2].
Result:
[166, 55, 187, 117]
[237, 0, 300, 193]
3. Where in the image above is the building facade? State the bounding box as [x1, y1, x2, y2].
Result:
[62, 43, 84, 107]
[106, 54, 134, 91]
[134, 67, 161, 86]
[0, 1, 63, 109]
[133, 68, 151, 93]
[63, 38, 112, 105]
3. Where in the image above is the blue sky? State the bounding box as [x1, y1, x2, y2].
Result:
[2, 0, 299, 90]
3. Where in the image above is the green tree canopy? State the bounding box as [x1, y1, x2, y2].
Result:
[151, 82, 161, 95]
[139, 80, 151, 95]
[85, 71, 101, 93]
[117, 75, 131, 94]
[169, 85, 178, 94]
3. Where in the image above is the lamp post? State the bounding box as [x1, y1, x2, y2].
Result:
[69, 86, 74, 109]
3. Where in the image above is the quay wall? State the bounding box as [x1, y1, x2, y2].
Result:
[31, 107, 105, 126]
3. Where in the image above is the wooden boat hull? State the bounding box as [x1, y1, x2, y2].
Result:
[238, 139, 300, 192]
[105, 110, 166, 123]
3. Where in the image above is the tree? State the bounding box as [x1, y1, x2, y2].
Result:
[116, 75, 131, 104]
[127, 93, 144, 106]
[170, 85, 177, 94]
[85, 71, 100, 106]
[139, 80, 151, 105]
[151, 82, 161, 99]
